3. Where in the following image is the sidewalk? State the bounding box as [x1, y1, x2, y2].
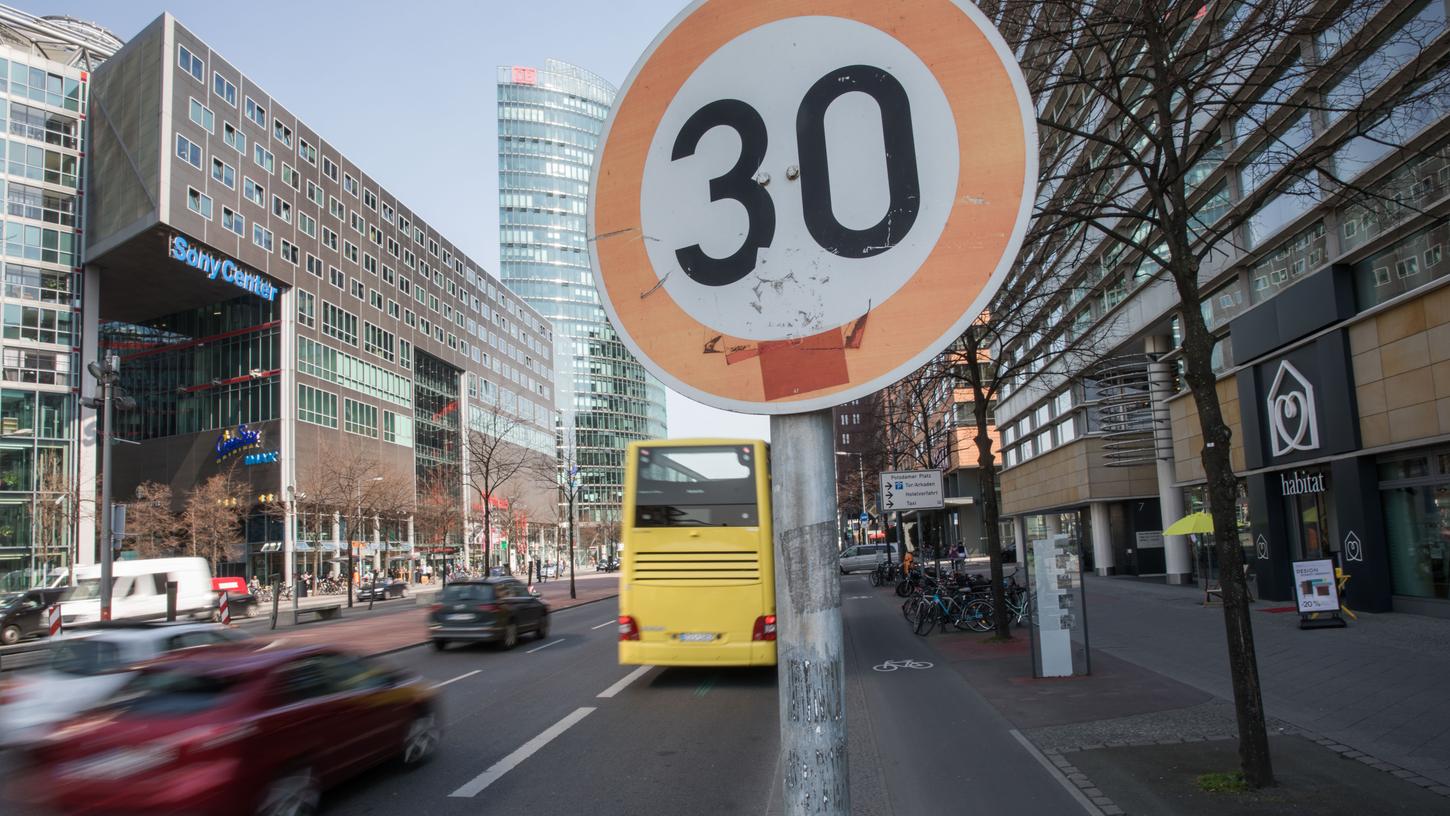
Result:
[918, 574, 1450, 812]
[1078, 575, 1450, 786]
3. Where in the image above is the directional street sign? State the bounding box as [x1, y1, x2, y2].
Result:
[859, 512, 870, 524]
[590, 0, 1037, 414]
[879, 470, 944, 512]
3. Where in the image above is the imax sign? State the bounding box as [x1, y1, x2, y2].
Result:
[169, 236, 278, 301]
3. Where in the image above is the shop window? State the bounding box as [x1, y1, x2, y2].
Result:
[1380, 449, 1450, 600]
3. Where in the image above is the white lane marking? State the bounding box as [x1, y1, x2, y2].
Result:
[591, 619, 616, 630]
[430, 669, 481, 689]
[597, 665, 653, 698]
[1008, 729, 1106, 816]
[449, 706, 596, 798]
[526, 638, 565, 654]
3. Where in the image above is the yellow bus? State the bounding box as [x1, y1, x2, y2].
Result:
[618, 438, 776, 667]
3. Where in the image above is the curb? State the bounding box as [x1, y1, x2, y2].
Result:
[366, 593, 619, 659]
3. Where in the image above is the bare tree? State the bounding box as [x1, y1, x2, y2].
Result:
[304, 443, 412, 600]
[1003, 0, 1450, 786]
[465, 404, 533, 572]
[534, 439, 582, 599]
[126, 481, 182, 559]
[181, 470, 246, 574]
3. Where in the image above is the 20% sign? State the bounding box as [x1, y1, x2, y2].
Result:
[591, 0, 1037, 412]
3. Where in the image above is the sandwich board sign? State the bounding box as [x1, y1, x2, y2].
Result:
[590, 0, 1037, 414]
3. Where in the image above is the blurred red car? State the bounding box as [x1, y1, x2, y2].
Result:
[9, 644, 440, 816]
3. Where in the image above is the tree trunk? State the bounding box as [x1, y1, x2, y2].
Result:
[973, 391, 1009, 640]
[483, 500, 492, 572]
[1175, 260, 1274, 789]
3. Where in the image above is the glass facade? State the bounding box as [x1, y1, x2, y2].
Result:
[1380, 450, 1450, 601]
[101, 296, 280, 440]
[414, 349, 462, 496]
[497, 60, 666, 524]
[0, 49, 88, 590]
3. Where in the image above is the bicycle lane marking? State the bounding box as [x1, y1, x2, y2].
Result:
[873, 659, 934, 672]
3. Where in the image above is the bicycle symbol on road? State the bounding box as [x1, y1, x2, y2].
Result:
[873, 659, 934, 672]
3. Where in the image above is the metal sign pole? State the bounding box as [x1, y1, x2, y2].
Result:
[771, 410, 848, 816]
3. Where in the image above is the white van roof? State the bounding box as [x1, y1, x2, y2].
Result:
[73, 557, 212, 579]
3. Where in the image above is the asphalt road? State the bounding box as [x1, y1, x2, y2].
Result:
[317, 575, 1089, 816]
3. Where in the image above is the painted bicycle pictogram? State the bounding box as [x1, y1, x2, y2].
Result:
[873, 659, 934, 672]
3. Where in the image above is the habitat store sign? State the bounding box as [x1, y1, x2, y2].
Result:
[169, 235, 278, 301]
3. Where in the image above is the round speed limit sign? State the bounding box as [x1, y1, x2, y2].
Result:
[591, 0, 1036, 414]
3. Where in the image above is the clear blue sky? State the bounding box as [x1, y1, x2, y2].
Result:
[26, 0, 770, 440]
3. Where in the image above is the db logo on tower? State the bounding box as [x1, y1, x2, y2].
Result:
[1267, 360, 1319, 458]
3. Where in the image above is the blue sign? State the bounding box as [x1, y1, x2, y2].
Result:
[215, 423, 263, 462]
[244, 451, 279, 466]
[169, 235, 278, 301]
[859, 512, 870, 523]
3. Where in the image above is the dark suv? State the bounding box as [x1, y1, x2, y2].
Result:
[428, 578, 549, 651]
[1, 587, 68, 644]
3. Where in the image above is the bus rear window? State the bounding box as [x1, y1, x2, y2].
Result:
[635, 445, 758, 527]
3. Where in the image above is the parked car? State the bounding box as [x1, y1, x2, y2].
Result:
[356, 579, 408, 601]
[1, 587, 68, 645]
[597, 557, 619, 573]
[428, 578, 549, 651]
[0, 621, 249, 747]
[539, 564, 559, 578]
[9, 644, 440, 816]
[838, 544, 892, 574]
[61, 557, 215, 625]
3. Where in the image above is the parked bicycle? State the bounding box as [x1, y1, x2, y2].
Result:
[962, 577, 1034, 632]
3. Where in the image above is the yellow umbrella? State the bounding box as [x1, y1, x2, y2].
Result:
[1164, 511, 1214, 536]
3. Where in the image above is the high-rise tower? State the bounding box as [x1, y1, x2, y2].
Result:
[497, 60, 667, 532]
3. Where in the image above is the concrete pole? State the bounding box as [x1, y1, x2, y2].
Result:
[771, 410, 849, 816]
[1090, 502, 1115, 576]
[1147, 347, 1192, 584]
[331, 511, 341, 579]
[98, 370, 114, 621]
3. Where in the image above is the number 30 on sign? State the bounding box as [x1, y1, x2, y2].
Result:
[591, 0, 1037, 414]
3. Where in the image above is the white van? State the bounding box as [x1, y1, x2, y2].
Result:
[61, 557, 215, 625]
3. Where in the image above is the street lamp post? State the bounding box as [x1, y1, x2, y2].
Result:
[836, 451, 867, 548]
[83, 355, 135, 622]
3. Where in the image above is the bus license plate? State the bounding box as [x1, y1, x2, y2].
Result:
[678, 632, 715, 642]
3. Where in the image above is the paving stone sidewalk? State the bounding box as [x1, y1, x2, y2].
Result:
[1078, 575, 1450, 787]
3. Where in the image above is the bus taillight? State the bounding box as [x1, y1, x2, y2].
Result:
[619, 615, 640, 641]
[752, 615, 776, 641]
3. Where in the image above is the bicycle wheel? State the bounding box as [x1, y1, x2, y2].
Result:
[903, 595, 926, 625]
[895, 579, 911, 597]
[914, 605, 937, 636]
[962, 599, 995, 633]
[869, 568, 883, 587]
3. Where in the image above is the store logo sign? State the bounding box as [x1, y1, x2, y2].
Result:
[215, 423, 263, 462]
[244, 451, 279, 466]
[1279, 470, 1326, 496]
[1266, 360, 1318, 458]
[169, 236, 278, 301]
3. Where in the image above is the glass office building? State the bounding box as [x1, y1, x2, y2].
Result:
[0, 11, 118, 590]
[497, 60, 667, 526]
